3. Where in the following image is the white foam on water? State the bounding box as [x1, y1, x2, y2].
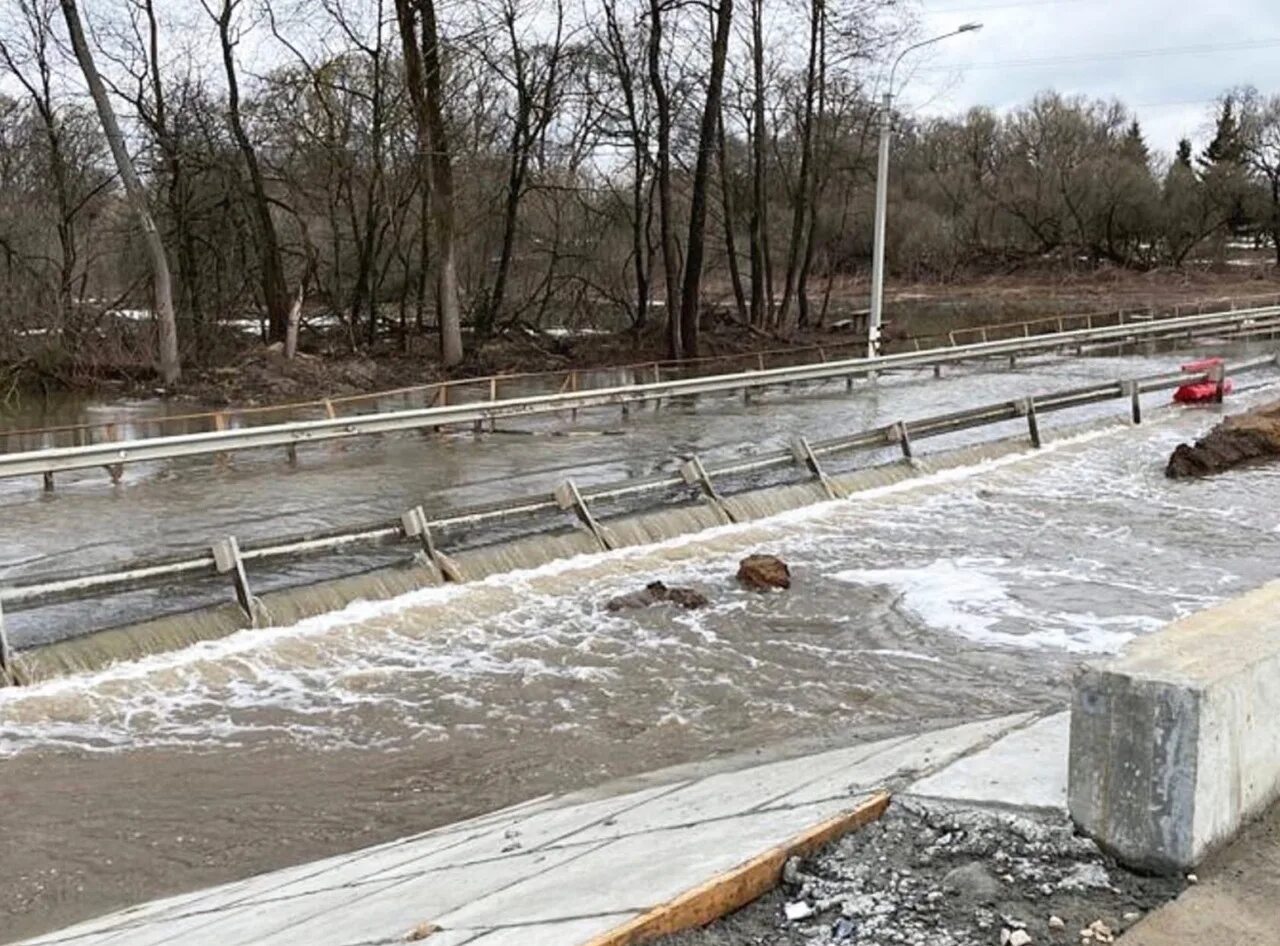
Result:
[834, 558, 1159, 654]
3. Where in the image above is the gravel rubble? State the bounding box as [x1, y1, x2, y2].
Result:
[661, 799, 1185, 946]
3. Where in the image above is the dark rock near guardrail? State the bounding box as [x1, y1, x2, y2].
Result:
[1166, 402, 1280, 478]
[605, 581, 709, 612]
[737, 554, 791, 591]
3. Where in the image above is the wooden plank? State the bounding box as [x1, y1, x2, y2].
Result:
[583, 793, 890, 946]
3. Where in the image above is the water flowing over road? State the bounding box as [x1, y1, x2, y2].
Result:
[1, 343, 1278, 941]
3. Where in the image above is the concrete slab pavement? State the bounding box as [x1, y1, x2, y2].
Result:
[13, 712, 1058, 946]
[909, 712, 1070, 812]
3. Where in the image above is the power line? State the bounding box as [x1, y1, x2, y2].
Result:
[921, 0, 1094, 14]
[922, 37, 1280, 71]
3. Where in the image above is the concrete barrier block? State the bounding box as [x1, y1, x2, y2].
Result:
[1068, 582, 1280, 873]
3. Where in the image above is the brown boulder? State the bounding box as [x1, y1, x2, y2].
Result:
[737, 554, 791, 591]
[604, 581, 709, 612]
[1166, 402, 1280, 478]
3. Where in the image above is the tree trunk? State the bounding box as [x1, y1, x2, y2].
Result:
[214, 0, 291, 344]
[647, 0, 681, 360]
[795, 2, 826, 328]
[777, 0, 820, 329]
[60, 0, 181, 384]
[394, 0, 463, 366]
[748, 0, 773, 328]
[718, 109, 748, 324]
[677, 0, 734, 359]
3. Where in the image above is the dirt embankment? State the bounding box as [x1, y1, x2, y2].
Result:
[8, 267, 1279, 409]
[1167, 402, 1280, 478]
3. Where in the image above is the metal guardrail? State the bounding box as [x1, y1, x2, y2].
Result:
[2, 354, 1274, 627]
[11, 292, 1277, 450]
[4, 303, 1279, 487]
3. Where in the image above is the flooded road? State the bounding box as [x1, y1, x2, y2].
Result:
[2, 343, 1267, 647]
[2, 352, 1279, 939]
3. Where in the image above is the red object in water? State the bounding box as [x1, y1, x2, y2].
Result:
[1174, 379, 1234, 403]
[1181, 357, 1224, 373]
[1173, 357, 1232, 403]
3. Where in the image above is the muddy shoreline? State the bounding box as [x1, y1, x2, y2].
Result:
[6, 270, 1277, 412]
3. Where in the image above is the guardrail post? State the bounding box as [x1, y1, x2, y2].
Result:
[214, 412, 230, 467]
[790, 437, 844, 499]
[554, 479, 615, 551]
[0, 596, 15, 687]
[890, 421, 914, 460]
[102, 422, 125, 484]
[1209, 360, 1226, 403]
[1125, 381, 1142, 424]
[679, 455, 737, 524]
[1016, 398, 1042, 448]
[401, 506, 463, 582]
[211, 536, 257, 625]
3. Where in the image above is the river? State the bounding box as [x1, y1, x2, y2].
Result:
[1, 344, 1278, 941]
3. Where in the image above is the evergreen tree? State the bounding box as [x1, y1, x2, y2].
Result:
[1200, 96, 1245, 170]
[1198, 96, 1251, 235]
[1122, 118, 1149, 166]
[1175, 138, 1194, 169]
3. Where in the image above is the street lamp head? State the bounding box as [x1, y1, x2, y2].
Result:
[958, 22, 983, 33]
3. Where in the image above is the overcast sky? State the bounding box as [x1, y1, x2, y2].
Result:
[902, 0, 1280, 159]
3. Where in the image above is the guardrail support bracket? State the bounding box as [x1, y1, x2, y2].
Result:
[1015, 399, 1042, 449]
[680, 455, 737, 524]
[1125, 381, 1142, 424]
[890, 421, 914, 461]
[790, 437, 845, 499]
[212, 536, 258, 625]
[554, 479, 615, 551]
[401, 507, 463, 582]
[0, 597, 16, 687]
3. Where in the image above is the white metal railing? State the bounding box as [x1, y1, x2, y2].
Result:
[2, 302, 1278, 485]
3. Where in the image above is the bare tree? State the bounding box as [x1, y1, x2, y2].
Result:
[203, 0, 294, 343]
[676, 0, 734, 358]
[646, 0, 680, 359]
[394, 0, 463, 365]
[59, 0, 180, 383]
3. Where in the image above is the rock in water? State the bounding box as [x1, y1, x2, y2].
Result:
[737, 554, 791, 590]
[604, 581, 709, 612]
[1166, 402, 1280, 478]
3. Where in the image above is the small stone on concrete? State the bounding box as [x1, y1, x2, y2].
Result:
[1009, 930, 1033, 946]
[1048, 915, 1065, 931]
[785, 901, 814, 921]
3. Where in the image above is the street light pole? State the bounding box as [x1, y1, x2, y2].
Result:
[868, 22, 982, 359]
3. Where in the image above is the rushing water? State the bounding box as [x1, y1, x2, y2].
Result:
[2, 373, 1279, 759]
[2, 346, 1279, 942]
[2, 343, 1270, 648]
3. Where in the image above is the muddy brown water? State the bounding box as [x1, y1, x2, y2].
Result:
[3, 346, 1280, 942]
